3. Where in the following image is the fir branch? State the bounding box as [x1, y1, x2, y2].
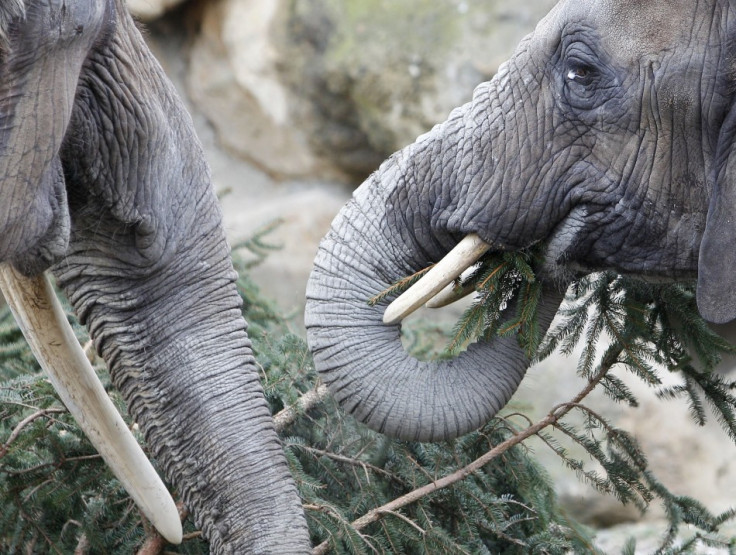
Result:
[376, 509, 426, 536]
[3, 453, 103, 477]
[293, 444, 400, 484]
[311, 354, 614, 554]
[0, 408, 66, 458]
[367, 265, 435, 307]
[230, 219, 285, 270]
[273, 384, 330, 433]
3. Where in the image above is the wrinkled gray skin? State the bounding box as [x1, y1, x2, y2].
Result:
[306, 0, 736, 442]
[0, 1, 310, 552]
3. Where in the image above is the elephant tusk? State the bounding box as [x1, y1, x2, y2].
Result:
[0, 265, 183, 545]
[383, 233, 491, 324]
[425, 278, 477, 309]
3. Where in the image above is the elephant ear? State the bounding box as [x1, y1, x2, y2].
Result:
[697, 108, 736, 324]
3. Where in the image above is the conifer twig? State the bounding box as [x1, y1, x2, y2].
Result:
[376, 509, 426, 535]
[135, 502, 188, 555]
[273, 384, 329, 432]
[0, 407, 66, 458]
[311, 350, 618, 555]
[297, 445, 399, 483]
[3, 453, 102, 475]
[367, 265, 435, 306]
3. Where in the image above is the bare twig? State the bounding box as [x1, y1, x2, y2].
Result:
[0, 408, 66, 458]
[311, 352, 618, 555]
[136, 502, 188, 555]
[274, 384, 329, 432]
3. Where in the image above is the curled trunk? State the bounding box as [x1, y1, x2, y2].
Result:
[305, 91, 563, 440]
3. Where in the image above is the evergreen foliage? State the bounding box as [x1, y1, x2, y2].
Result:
[1, 231, 736, 553]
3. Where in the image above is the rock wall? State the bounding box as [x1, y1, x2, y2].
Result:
[134, 0, 556, 181]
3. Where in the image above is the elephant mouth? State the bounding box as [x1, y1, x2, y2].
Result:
[8, 160, 71, 276]
[542, 206, 592, 280]
[543, 205, 699, 283]
[386, 206, 700, 325]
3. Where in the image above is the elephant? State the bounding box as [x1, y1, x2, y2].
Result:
[0, 0, 311, 552]
[305, 0, 736, 443]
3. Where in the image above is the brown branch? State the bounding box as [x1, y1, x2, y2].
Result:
[311, 350, 619, 555]
[477, 261, 508, 290]
[135, 502, 188, 555]
[273, 384, 329, 433]
[0, 408, 66, 458]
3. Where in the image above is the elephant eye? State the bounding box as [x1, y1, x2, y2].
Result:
[566, 63, 595, 86]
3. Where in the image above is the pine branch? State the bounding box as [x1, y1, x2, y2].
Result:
[3, 453, 102, 476]
[294, 444, 400, 483]
[367, 265, 435, 306]
[311, 352, 616, 554]
[0, 408, 66, 458]
[273, 384, 329, 433]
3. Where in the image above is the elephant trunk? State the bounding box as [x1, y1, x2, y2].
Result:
[53, 215, 310, 552]
[306, 72, 563, 442]
[47, 5, 311, 551]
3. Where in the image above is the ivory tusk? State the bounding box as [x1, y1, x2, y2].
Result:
[425, 280, 477, 309]
[383, 234, 491, 325]
[0, 265, 182, 545]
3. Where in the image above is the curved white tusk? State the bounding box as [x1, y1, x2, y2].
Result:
[383, 234, 491, 325]
[0, 266, 182, 545]
[425, 280, 477, 309]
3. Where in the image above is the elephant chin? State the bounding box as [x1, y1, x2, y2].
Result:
[9, 159, 70, 276]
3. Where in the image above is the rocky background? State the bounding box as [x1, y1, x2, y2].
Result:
[112, 0, 736, 551]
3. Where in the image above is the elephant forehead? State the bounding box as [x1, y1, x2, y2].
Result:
[593, 0, 713, 59]
[540, 0, 718, 61]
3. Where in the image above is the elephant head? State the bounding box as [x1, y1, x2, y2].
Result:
[305, 0, 736, 442]
[0, 0, 310, 552]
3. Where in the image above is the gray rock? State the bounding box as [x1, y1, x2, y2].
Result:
[187, 0, 557, 182]
[188, 0, 336, 180]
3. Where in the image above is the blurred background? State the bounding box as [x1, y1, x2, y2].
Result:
[122, 0, 736, 550]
